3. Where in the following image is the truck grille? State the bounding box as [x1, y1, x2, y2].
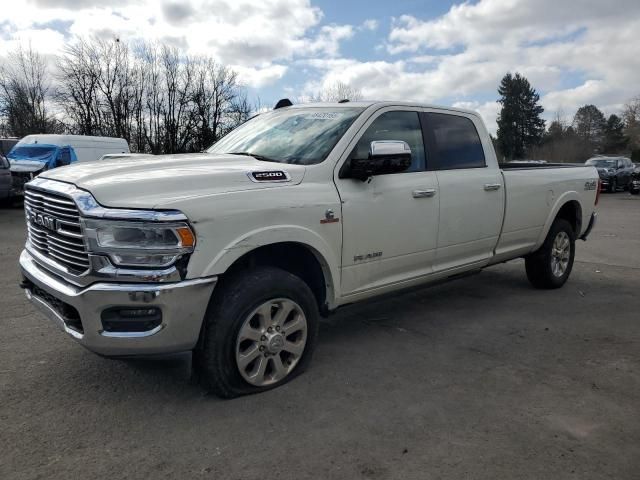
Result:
[24, 186, 90, 274]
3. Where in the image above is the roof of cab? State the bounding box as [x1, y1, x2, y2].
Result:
[287, 100, 480, 117]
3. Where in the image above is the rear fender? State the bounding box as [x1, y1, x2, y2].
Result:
[533, 191, 583, 251]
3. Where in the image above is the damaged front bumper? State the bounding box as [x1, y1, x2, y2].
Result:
[19, 249, 217, 356]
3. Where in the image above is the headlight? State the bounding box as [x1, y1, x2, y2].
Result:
[83, 219, 195, 268]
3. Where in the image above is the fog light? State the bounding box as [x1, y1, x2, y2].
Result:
[101, 307, 162, 333]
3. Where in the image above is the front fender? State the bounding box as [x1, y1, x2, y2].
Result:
[196, 225, 341, 307]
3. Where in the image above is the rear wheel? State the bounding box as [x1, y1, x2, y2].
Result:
[193, 266, 319, 398]
[525, 218, 575, 289]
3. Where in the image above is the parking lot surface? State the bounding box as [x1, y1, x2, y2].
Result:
[1, 194, 639, 480]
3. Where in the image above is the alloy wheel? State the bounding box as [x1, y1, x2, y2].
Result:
[551, 231, 571, 277]
[235, 298, 308, 387]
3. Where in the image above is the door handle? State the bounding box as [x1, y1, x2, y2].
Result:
[412, 189, 437, 198]
[484, 183, 502, 191]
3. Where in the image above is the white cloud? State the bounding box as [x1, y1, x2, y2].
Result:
[5, 0, 355, 88]
[4, 0, 640, 128]
[302, 24, 354, 58]
[0, 27, 66, 56]
[380, 0, 640, 123]
[232, 64, 288, 88]
[300, 0, 640, 131]
[360, 19, 378, 31]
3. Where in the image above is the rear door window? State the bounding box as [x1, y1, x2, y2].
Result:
[422, 113, 486, 170]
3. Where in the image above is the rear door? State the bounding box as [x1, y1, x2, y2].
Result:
[421, 112, 504, 271]
[336, 109, 440, 295]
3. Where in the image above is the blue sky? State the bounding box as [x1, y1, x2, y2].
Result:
[4, 0, 640, 132]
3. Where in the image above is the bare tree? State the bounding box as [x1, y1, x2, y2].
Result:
[160, 45, 196, 153]
[313, 81, 362, 102]
[623, 96, 640, 156]
[0, 45, 58, 136]
[55, 39, 101, 135]
[52, 36, 252, 154]
[191, 58, 242, 150]
[138, 42, 165, 154]
[223, 91, 253, 136]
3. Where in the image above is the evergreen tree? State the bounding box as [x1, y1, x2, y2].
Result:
[573, 104, 606, 151]
[603, 114, 627, 153]
[546, 120, 565, 142]
[496, 72, 545, 160]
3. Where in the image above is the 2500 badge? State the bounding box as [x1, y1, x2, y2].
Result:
[250, 171, 290, 182]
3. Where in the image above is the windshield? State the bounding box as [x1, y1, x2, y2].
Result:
[207, 107, 364, 165]
[9, 145, 57, 162]
[586, 158, 617, 168]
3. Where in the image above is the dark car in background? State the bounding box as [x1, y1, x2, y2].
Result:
[630, 163, 640, 195]
[0, 138, 19, 157]
[585, 156, 635, 192]
[0, 154, 11, 202]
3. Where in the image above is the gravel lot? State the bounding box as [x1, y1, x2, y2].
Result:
[1, 194, 639, 480]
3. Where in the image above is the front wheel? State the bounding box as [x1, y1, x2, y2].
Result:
[525, 218, 576, 289]
[193, 267, 319, 398]
[630, 187, 640, 195]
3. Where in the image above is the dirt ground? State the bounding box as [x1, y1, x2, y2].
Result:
[1, 193, 639, 479]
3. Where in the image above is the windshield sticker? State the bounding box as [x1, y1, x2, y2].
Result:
[303, 112, 341, 120]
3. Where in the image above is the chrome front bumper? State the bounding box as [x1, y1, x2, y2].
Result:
[20, 249, 217, 356]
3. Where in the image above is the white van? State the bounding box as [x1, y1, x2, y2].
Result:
[15, 134, 129, 162]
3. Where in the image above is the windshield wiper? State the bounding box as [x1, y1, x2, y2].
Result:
[227, 152, 281, 163]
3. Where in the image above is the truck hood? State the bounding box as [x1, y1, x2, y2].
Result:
[10, 159, 46, 174]
[39, 153, 306, 208]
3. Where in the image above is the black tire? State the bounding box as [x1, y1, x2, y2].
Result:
[525, 218, 576, 289]
[608, 178, 617, 193]
[193, 266, 319, 398]
[630, 188, 639, 195]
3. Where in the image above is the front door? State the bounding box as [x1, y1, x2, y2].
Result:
[336, 109, 440, 296]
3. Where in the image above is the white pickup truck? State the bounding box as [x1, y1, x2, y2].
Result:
[19, 101, 599, 398]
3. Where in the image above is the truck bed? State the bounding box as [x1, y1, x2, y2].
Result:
[499, 162, 584, 170]
[493, 163, 597, 261]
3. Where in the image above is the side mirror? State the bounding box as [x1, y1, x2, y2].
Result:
[346, 140, 412, 181]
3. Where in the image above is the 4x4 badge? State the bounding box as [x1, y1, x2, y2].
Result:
[584, 180, 597, 191]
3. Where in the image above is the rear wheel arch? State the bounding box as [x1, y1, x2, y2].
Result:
[534, 194, 584, 250]
[555, 200, 582, 236]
